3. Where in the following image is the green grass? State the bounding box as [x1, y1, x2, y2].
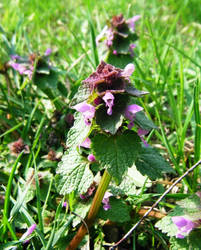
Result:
[0, 0, 200, 249]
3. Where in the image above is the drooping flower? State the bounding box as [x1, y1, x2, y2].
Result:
[121, 63, 135, 80]
[126, 15, 141, 32]
[73, 102, 95, 126]
[87, 154, 96, 162]
[172, 216, 196, 238]
[124, 104, 143, 129]
[102, 91, 115, 115]
[80, 137, 91, 148]
[102, 191, 113, 211]
[138, 128, 149, 147]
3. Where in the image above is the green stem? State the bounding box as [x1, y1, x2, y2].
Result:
[66, 170, 112, 250]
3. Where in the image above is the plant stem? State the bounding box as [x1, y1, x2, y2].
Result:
[66, 170, 112, 250]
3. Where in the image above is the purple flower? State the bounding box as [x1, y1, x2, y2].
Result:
[80, 137, 91, 148]
[10, 54, 21, 60]
[113, 50, 117, 55]
[172, 216, 196, 238]
[121, 63, 135, 80]
[106, 28, 114, 47]
[45, 48, 52, 56]
[124, 104, 143, 129]
[80, 194, 86, 199]
[129, 43, 136, 57]
[127, 15, 141, 32]
[102, 191, 113, 211]
[10, 62, 33, 79]
[20, 224, 37, 241]
[102, 92, 115, 115]
[73, 102, 95, 126]
[87, 154, 96, 162]
[63, 201, 67, 207]
[138, 128, 149, 147]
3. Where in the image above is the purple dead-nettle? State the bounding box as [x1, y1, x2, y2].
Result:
[87, 154, 96, 162]
[126, 15, 141, 32]
[172, 216, 199, 239]
[8, 138, 30, 156]
[96, 13, 140, 57]
[9, 48, 52, 80]
[21, 224, 37, 241]
[125, 104, 143, 129]
[83, 61, 134, 95]
[73, 102, 95, 126]
[45, 48, 52, 56]
[102, 91, 115, 115]
[138, 128, 149, 147]
[102, 191, 113, 211]
[80, 137, 91, 148]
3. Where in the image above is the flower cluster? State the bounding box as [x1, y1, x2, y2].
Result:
[73, 61, 149, 146]
[8, 138, 30, 156]
[96, 14, 140, 57]
[9, 48, 52, 79]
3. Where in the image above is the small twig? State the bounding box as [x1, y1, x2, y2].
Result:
[110, 159, 201, 250]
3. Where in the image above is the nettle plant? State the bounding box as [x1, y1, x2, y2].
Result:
[56, 61, 174, 248]
[96, 13, 140, 68]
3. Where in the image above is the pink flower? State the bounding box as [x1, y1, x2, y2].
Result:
[10, 62, 33, 79]
[172, 216, 196, 238]
[63, 201, 67, 207]
[20, 224, 37, 241]
[106, 28, 114, 47]
[121, 63, 135, 80]
[129, 43, 136, 57]
[124, 104, 143, 129]
[45, 48, 52, 56]
[87, 154, 96, 162]
[113, 50, 117, 55]
[80, 137, 91, 148]
[73, 102, 95, 126]
[102, 92, 115, 115]
[125, 104, 143, 129]
[127, 15, 141, 32]
[102, 191, 113, 211]
[138, 128, 149, 147]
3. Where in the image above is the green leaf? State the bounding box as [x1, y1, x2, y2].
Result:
[110, 165, 151, 196]
[91, 130, 141, 182]
[155, 206, 184, 237]
[107, 53, 133, 68]
[56, 149, 93, 195]
[135, 111, 158, 131]
[136, 146, 175, 180]
[170, 230, 201, 250]
[96, 94, 129, 134]
[98, 198, 130, 223]
[177, 194, 201, 220]
[70, 85, 91, 107]
[72, 201, 91, 227]
[66, 112, 91, 148]
[32, 68, 58, 99]
[156, 194, 201, 238]
[125, 85, 149, 97]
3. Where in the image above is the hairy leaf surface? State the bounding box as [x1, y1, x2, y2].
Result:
[92, 130, 141, 182]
